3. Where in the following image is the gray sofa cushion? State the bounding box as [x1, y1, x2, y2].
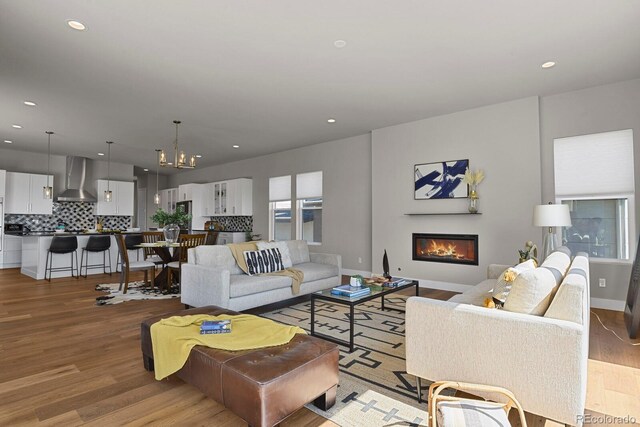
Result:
[192, 245, 243, 275]
[294, 262, 339, 282]
[286, 240, 310, 265]
[229, 274, 292, 298]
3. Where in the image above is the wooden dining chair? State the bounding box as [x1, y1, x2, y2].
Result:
[116, 234, 156, 294]
[142, 231, 165, 266]
[167, 233, 207, 291]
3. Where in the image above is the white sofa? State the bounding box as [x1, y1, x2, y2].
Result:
[406, 251, 590, 426]
[181, 240, 341, 311]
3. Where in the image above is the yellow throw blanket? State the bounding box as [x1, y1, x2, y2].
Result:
[150, 314, 306, 381]
[227, 242, 305, 295]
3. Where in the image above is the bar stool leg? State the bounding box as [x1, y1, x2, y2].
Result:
[45, 251, 51, 282]
[75, 250, 79, 279]
[107, 250, 112, 275]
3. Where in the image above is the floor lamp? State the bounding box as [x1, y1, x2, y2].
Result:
[533, 203, 572, 259]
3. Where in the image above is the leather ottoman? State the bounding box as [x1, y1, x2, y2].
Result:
[140, 305, 339, 427]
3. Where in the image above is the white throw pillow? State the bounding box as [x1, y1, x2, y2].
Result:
[256, 241, 293, 268]
[243, 248, 285, 276]
[492, 259, 536, 304]
[503, 268, 559, 315]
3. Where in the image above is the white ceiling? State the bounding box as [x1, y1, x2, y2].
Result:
[1, 0, 639, 173]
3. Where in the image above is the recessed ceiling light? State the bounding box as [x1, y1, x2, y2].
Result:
[541, 61, 556, 69]
[143, 168, 149, 172]
[195, 154, 202, 158]
[12, 124, 22, 129]
[23, 101, 37, 106]
[232, 145, 240, 149]
[327, 118, 336, 123]
[167, 162, 173, 165]
[333, 40, 347, 48]
[67, 20, 86, 31]
[4, 140, 12, 144]
[97, 152, 104, 156]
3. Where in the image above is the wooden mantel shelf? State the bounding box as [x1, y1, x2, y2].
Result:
[404, 212, 482, 215]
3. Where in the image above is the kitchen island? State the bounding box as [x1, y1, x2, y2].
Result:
[21, 232, 139, 280]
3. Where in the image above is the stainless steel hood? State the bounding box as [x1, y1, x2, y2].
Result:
[54, 156, 97, 202]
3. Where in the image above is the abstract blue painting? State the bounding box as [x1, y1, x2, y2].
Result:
[414, 159, 469, 199]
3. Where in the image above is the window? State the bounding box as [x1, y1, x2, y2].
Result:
[554, 129, 635, 260]
[269, 176, 291, 241]
[296, 171, 323, 244]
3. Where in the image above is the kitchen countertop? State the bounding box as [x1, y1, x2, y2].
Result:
[9, 231, 141, 237]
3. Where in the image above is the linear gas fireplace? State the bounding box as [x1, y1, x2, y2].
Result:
[412, 233, 478, 265]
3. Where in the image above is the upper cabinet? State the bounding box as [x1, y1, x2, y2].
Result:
[5, 172, 54, 215]
[95, 180, 134, 216]
[159, 188, 178, 213]
[177, 183, 201, 202]
[209, 178, 252, 216]
[0, 170, 6, 197]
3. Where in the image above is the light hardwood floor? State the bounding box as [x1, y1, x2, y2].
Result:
[0, 268, 638, 426]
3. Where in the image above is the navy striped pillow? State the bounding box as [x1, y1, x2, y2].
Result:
[243, 248, 285, 275]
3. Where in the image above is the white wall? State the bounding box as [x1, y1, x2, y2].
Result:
[371, 97, 541, 286]
[168, 134, 372, 270]
[540, 78, 640, 304]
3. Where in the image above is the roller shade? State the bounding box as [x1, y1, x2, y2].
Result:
[269, 175, 291, 201]
[554, 129, 634, 197]
[296, 171, 323, 199]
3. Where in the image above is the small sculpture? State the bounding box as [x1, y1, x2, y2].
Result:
[383, 250, 391, 279]
[518, 241, 538, 266]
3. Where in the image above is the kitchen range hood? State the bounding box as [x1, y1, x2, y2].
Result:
[54, 156, 97, 202]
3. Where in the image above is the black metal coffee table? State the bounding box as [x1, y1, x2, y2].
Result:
[310, 280, 419, 352]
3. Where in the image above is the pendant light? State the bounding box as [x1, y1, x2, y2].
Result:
[159, 120, 196, 169]
[154, 149, 161, 205]
[43, 131, 54, 199]
[104, 141, 113, 202]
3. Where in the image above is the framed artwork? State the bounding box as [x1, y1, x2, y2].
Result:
[414, 159, 469, 199]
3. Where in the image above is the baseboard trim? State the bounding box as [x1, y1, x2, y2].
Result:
[342, 268, 372, 277]
[590, 297, 625, 312]
[418, 279, 473, 293]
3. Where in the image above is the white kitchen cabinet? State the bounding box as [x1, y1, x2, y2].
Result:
[217, 232, 247, 245]
[5, 172, 54, 215]
[1, 235, 22, 268]
[213, 181, 228, 215]
[95, 180, 134, 216]
[160, 188, 178, 213]
[228, 178, 252, 216]
[178, 183, 201, 202]
[212, 178, 252, 216]
[0, 169, 6, 197]
[201, 183, 215, 216]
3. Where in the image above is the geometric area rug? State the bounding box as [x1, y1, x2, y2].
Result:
[261, 295, 432, 427]
[94, 282, 180, 306]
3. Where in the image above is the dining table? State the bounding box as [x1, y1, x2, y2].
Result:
[136, 241, 181, 290]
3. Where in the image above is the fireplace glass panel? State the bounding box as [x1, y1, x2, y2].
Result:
[412, 233, 479, 265]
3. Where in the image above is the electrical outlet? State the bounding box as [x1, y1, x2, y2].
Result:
[599, 278, 606, 288]
[358, 257, 362, 264]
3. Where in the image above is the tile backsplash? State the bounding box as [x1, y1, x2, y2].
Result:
[207, 216, 253, 232]
[4, 202, 132, 231]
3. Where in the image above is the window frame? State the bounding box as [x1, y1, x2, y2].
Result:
[269, 200, 292, 242]
[555, 194, 635, 264]
[296, 197, 323, 245]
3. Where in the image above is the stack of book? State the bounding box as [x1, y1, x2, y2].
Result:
[382, 277, 411, 288]
[200, 319, 232, 335]
[331, 285, 371, 298]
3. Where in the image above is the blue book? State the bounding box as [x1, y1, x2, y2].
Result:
[331, 285, 370, 295]
[200, 329, 231, 335]
[201, 320, 231, 331]
[331, 288, 371, 298]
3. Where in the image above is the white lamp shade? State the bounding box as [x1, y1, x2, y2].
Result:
[532, 204, 572, 227]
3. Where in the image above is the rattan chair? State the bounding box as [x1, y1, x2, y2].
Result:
[428, 381, 527, 427]
[167, 233, 206, 291]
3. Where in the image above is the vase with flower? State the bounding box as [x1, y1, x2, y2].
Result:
[462, 168, 485, 213]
